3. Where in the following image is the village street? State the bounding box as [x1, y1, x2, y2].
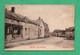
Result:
[5, 36, 74, 50]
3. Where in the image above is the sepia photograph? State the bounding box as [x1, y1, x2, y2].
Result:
[5, 5, 74, 50]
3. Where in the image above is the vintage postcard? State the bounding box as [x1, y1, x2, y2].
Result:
[5, 5, 74, 50]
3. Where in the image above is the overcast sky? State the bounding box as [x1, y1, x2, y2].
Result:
[5, 5, 74, 32]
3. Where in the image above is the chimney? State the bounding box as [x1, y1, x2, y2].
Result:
[39, 17, 41, 20]
[11, 7, 15, 13]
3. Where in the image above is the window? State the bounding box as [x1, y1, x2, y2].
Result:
[25, 28, 27, 30]
[25, 28, 27, 35]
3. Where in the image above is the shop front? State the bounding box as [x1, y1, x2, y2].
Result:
[5, 23, 23, 40]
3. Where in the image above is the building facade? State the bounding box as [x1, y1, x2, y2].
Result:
[52, 30, 65, 37]
[65, 27, 74, 40]
[5, 7, 25, 41]
[5, 7, 50, 42]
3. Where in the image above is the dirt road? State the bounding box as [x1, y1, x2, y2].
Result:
[5, 37, 74, 50]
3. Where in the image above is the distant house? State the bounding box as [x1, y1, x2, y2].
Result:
[65, 27, 74, 40]
[52, 27, 74, 40]
[5, 7, 49, 41]
[52, 30, 65, 37]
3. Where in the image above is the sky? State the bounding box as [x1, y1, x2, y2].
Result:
[5, 5, 74, 32]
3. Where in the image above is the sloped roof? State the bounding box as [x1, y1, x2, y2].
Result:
[53, 29, 65, 33]
[5, 9, 26, 22]
[66, 27, 74, 31]
[5, 9, 40, 25]
[5, 9, 48, 26]
[24, 17, 39, 25]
